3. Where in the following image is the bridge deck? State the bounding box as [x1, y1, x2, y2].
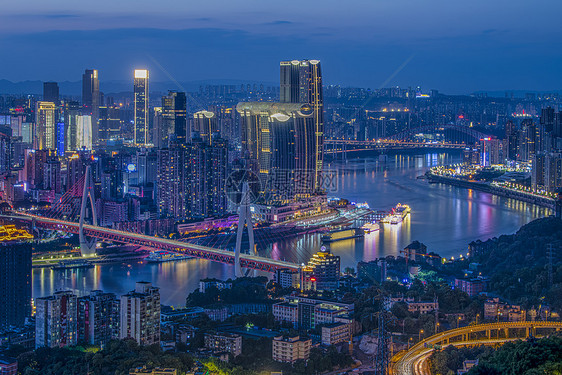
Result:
[6, 214, 301, 273]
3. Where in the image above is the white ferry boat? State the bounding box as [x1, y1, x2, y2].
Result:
[361, 222, 380, 233]
[146, 250, 192, 263]
[381, 204, 411, 224]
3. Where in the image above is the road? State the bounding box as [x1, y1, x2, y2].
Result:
[391, 322, 562, 375]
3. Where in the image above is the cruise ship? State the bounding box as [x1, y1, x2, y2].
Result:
[381, 203, 411, 224]
[146, 250, 192, 263]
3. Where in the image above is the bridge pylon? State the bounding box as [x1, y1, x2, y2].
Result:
[79, 166, 97, 256]
[234, 182, 256, 278]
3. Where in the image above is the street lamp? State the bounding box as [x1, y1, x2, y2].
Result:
[408, 337, 413, 349]
[457, 316, 462, 328]
[419, 329, 424, 342]
[476, 314, 479, 325]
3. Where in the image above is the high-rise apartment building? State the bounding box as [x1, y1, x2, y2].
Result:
[188, 138, 229, 217]
[78, 290, 118, 347]
[82, 69, 100, 144]
[545, 152, 562, 192]
[119, 282, 160, 345]
[35, 101, 56, 150]
[157, 147, 189, 218]
[134, 70, 149, 146]
[35, 291, 78, 348]
[0, 239, 32, 329]
[280, 59, 324, 190]
[504, 121, 519, 161]
[43, 82, 59, 104]
[157, 139, 229, 219]
[43, 158, 62, 193]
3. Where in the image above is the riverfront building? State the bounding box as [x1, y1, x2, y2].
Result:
[78, 290, 119, 347]
[302, 249, 340, 291]
[35, 291, 78, 348]
[119, 282, 160, 345]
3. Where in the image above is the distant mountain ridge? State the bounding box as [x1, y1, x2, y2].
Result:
[0, 79, 278, 96]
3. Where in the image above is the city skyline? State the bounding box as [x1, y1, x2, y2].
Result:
[2, 1, 562, 93]
[1, 2, 562, 373]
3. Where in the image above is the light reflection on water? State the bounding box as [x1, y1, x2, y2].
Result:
[33, 152, 550, 305]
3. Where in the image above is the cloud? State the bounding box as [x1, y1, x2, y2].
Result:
[265, 20, 293, 25]
[16, 13, 81, 19]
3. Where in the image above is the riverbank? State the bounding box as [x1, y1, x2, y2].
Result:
[425, 171, 556, 210]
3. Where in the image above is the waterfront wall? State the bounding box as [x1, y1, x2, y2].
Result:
[426, 173, 555, 210]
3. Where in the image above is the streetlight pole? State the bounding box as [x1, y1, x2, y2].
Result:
[419, 329, 424, 342]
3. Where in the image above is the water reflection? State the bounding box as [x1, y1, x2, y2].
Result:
[33, 152, 550, 305]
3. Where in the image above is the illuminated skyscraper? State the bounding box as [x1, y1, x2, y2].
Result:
[64, 101, 81, 152]
[43, 82, 59, 104]
[35, 101, 56, 150]
[134, 69, 149, 146]
[161, 91, 187, 147]
[99, 105, 121, 142]
[280, 60, 324, 191]
[82, 69, 100, 144]
[237, 102, 316, 203]
[76, 115, 93, 149]
[193, 110, 219, 145]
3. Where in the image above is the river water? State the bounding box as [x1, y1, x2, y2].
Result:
[32, 152, 550, 306]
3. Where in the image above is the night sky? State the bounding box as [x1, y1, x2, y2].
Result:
[2, 0, 562, 93]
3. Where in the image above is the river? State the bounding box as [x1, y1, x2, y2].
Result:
[32, 152, 550, 306]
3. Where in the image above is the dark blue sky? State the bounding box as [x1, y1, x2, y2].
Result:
[2, 0, 562, 93]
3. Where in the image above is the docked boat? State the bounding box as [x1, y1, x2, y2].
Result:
[361, 222, 380, 233]
[322, 228, 364, 243]
[381, 203, 411, 224]
[146, 250, 192, 263]
[51, 259, 94, 270]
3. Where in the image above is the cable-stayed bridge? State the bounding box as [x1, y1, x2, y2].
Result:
[2, 166, 301, 274]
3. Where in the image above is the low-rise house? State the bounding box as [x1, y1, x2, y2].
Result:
[272, 335, 312, 363]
